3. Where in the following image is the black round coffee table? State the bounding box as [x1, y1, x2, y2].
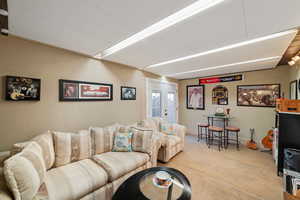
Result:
[113, 167, 191, 200]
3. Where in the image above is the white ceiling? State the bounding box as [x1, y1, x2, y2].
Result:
[7, 0, 300, 79]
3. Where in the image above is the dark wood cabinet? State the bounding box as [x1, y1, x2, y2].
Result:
[278, 112, 300, 175]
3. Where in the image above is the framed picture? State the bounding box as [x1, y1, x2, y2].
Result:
[212, 85, 228, 105]
[59, 80, 113, 101]
[290, 80, 298, 100]
[237, 84, 280, 107]
[121, 86, 136, 100]
[6, 76, 41, 101]
[186, 85, 205, 110]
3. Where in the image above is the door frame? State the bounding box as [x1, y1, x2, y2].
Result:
[146, 78, 179, 122]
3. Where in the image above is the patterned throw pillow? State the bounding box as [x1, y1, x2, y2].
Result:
[160, 121, 176, 135]
[112, 131, 133, 152]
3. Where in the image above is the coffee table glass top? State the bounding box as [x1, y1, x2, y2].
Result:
[139, 171, 184, 200]
[112, 167, 191, 200]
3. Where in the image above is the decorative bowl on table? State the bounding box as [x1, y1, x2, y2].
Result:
[153, 171, 173, 189]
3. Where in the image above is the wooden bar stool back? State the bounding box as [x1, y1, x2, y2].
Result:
[208, 126, 224, 151]
[225, 126, 240, 150]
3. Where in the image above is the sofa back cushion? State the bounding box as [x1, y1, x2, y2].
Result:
[11, 131, 55, 170]
[53, 130, 92, 167]
[140, 118, 163, 131]
[90, 124, 119, 155]
[131, 127, 154, 155]
[3, 142, 46, 200]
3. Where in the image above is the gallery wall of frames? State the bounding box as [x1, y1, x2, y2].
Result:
[4, 76, 137, 102]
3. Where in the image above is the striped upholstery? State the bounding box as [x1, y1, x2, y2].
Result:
[44, 159, 108, 200]
[11, 132, 55, 170]
[53, 130, 92, 167]
[3, 142, 46, 200]
[131, 128, 154, 154]
[92, 152, 149, 182]
[90, 126, 116, 155]
[80, 184, 112, 200]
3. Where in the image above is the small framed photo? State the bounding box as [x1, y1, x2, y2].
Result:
[121, 86, 136, 100]
[186, 85, 205, 110]
[59, 80, 113, 101]
[290, 80, 298, 100]
[6, 76, 41, 101]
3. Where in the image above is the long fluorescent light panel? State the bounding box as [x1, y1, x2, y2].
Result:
[95, 0, 224, 59]
[147, 29, 297, 68]
[167, 56, 281, 77]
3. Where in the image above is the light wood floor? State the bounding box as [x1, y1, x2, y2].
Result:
[159, 136, 282, 200]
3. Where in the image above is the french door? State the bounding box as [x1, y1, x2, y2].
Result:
[146, 78, 178, 123]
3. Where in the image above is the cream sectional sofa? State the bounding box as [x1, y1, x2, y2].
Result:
[0, 119, 186, 200]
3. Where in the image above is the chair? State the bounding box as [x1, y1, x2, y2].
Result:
[197, 123, 209, 142]
[225, 126, 240, 150]
[208, 126, 224, 151]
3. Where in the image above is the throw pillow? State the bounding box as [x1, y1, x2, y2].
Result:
[90, 124, 118, 155]
[4, 142, 46, 200]
[53, 130, 92, 167]
[112, 131, 133, 152]
[131, 127, 154, 154]
[160, 121, 176, 135]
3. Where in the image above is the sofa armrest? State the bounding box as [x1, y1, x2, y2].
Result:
[149, 135, 162, 167]
[173, 124, 186, 145]
[0, 152, 10, 168]
[0, 168, 13, 200]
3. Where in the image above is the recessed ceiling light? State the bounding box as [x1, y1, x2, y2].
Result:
[0, 9, 8, 16]
[167, 56, 281, 77]
[146, 29, 297, 69]
[94, 0, 225, 59]
[288, 60, 296, 66]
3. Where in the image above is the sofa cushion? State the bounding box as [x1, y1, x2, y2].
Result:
[3, 142, 46, 200]
[53, 130, 92, 167]
[44, 159, 108, 200]
[160, 121, 176, 135]
[166, 135, 181, 146]
[11, 131, 55, 170]
[92, 152, 149, 182]
[90, 124, 118, 155]
[131, 128, 154, 154]
[112, 131, 133, 152]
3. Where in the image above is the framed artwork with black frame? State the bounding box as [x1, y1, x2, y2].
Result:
[59, 79, 113, 101]
[186, 85, 205, 110]
[5, 76, 41, 101]
[121, 86, 136, 100]
[237, 84, 280, 107]
[290, 80, 298, 100]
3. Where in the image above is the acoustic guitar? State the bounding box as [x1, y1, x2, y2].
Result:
[246, 128, 258, 150]
[261, 129, 273, 150]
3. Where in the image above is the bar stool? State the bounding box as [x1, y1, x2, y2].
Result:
[208, 126, 224, 151]
[197, 123, 209, 142]
[225, 126, 240, 150]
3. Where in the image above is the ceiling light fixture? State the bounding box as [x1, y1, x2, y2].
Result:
[288, 60, 296, 66]
[0, 9, 8, 16]
[167, 56, 281, 77]
[146, 29, 297, 69]
[95, 0, 225, 59]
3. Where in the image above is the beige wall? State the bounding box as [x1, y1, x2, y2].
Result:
[178, 66, 290, 146]
[0, 36, 176, 151]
